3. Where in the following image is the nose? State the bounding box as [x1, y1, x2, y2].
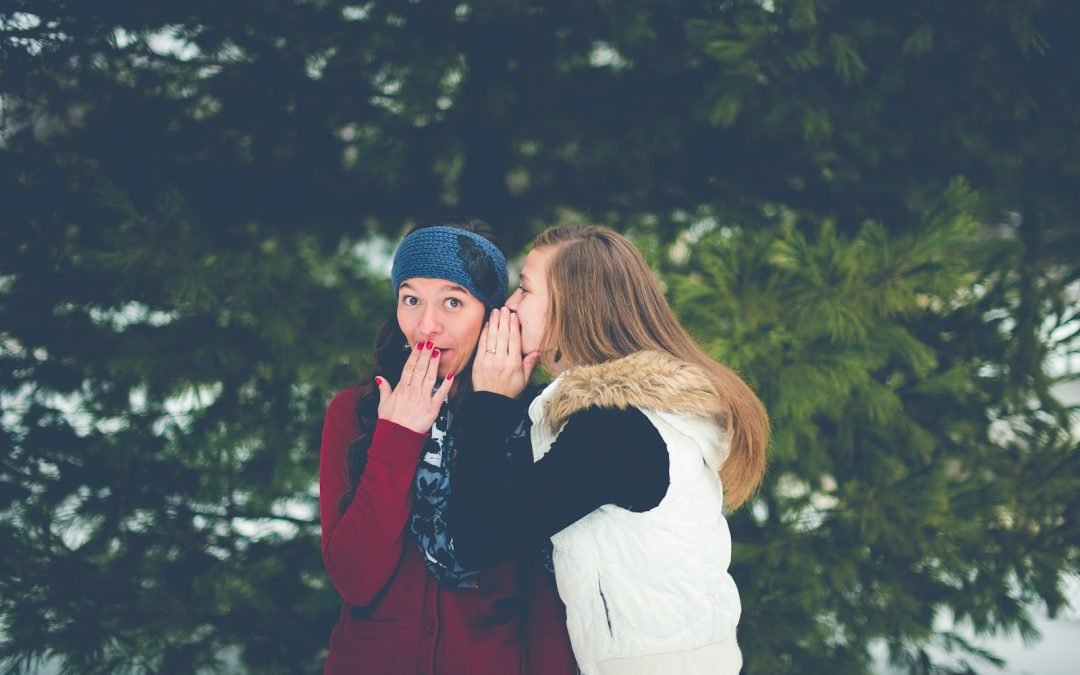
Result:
[505, 289, 522, 311]
[416, 305, 442, 338]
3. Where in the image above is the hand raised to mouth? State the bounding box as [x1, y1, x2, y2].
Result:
[375, 340, 455, 433]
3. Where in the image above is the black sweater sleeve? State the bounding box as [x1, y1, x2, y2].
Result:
[447, 395, 670, 569]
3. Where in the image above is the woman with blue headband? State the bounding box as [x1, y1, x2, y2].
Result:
[318, 222, 575, 675]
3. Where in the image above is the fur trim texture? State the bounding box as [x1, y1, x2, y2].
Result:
[545, 351, 727, 432]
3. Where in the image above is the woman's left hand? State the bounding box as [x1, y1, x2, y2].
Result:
[472, 307, 539, 399]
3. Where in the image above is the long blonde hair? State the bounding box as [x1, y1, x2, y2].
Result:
[534, 225, 769, 509]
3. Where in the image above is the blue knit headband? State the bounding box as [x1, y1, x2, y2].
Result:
[390, 226, 508, 309]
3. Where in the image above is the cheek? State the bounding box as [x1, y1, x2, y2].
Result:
[521, 300, 544, 330]
[453, 309, 486, 350]
[396, 307, 413, 336]
[519, 315, 539, 346]
[459, 325, 483, 352]
[443, 322, 481, 373]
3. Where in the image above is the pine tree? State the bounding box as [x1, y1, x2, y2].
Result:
[2, 1, 1077, 673]
[667, 179, 1079, 673]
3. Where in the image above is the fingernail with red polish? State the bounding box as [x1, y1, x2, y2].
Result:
[374, 376, 383, 385]
[416, 341, 423, 350]
[425, 340, 434, 350]
[432, 349, 440, 358]
[446, 371, 455, 380]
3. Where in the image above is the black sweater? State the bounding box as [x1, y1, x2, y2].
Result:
[446, 389, 670, 569]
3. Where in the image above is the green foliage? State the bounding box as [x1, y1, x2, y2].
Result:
[2, 0, 1078, 673]
[0, 218, 388, 672]
[667, 180, 1078, 673]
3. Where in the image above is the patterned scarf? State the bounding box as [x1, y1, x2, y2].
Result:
[409, 403, 481, 589]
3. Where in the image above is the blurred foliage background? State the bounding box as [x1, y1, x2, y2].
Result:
[2, 1, 1078, 673]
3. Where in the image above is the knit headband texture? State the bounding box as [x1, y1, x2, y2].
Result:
[390, 226, 508, 309]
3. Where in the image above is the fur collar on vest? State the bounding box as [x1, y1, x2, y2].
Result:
[544, 351, 727, 432]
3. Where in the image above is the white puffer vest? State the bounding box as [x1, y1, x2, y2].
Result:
[530, 352, 743, 675]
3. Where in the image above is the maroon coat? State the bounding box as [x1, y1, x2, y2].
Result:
[319, 387, 575, 675]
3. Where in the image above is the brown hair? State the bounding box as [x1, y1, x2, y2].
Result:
[533, 225, 769, 509]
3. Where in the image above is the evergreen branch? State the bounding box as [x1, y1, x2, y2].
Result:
[185, 505, 317, 528]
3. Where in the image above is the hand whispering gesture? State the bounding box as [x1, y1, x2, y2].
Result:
[472, 307, 539, 399]
[375, 341, 454, 433]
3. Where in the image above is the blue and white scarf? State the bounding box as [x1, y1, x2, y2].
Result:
[409, 404, 481, 589]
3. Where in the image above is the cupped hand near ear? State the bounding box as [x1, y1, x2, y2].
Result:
[472, 307, 539, 399]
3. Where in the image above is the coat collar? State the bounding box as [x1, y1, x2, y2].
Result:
[541, 351, 727, 433]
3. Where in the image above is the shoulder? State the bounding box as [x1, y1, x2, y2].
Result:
[328, 385, 364, 411]
[565, 404, 651, 427]
[545, 352, 724, 431]
[560, 406, 669, 504]
[325, 386, 366, 430]
[560, 405, 662, 452]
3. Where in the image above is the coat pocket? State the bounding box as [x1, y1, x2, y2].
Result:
[598, 576, 614, 638]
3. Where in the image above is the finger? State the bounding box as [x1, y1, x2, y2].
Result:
[493, 307, 509, 356]
[508, 310, 522, 359]
[402, 340, 422, 385]
[411, 340, 433, 389]
[374, 375, 392, 398]
[421, 344, 440, 394]
[522, 351, 540, 381]
[432, 369, 455, 403]
[483, 308, 499, 355]
[479, 310, 496, 357]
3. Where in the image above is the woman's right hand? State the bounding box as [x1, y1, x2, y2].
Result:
[374, 342, 453, 433]
[472, 307, 539, 399]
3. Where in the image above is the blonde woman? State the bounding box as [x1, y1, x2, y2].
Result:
[444, 225, 769, 675]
